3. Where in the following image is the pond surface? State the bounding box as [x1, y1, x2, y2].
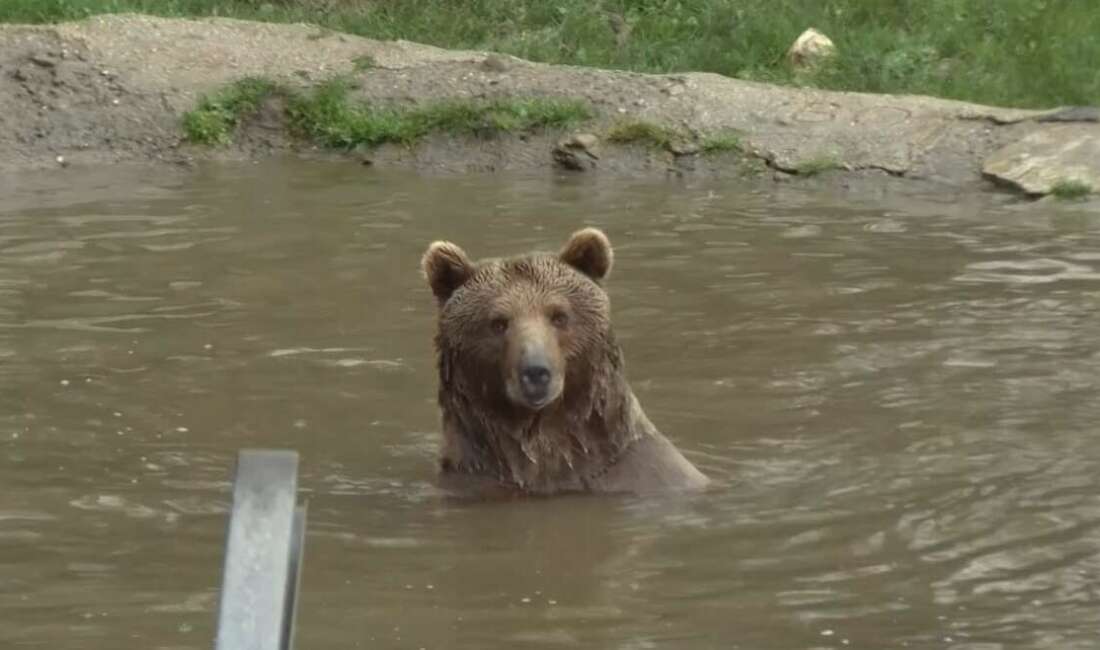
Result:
[2, 160, 1099, 649]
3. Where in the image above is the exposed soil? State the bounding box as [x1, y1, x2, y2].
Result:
[2, 14, 1098, 195]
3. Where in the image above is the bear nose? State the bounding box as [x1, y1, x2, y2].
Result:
[521, 364, 552, 389]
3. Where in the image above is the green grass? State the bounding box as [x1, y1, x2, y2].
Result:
[605, 123, 744, 156]
[352, 54, 377, 71]
[700, 130, 743, 154]
[185, 75, 593, 147]
[182, 76, 278, 144]
[605, 120, 679, 150]
[3, 0, 1098, 109]
[287, 78, 592, 147]
[793, 155, 843, 176]
[1050, 179, 1093, 200]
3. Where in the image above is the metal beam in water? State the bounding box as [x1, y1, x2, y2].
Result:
[214, 449, 307, 650]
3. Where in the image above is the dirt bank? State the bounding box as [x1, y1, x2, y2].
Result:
[2, 14, 1098, 195]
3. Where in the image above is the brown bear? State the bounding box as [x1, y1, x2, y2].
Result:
[420, 227, 709, 496]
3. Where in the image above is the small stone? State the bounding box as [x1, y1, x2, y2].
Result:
[552, 133, 600, 171]
[480, 55, 509, 73]
[55, 155, 68, 167]
[669, 141, 700, 156]
[787, 28, 836, 69]
[29, 54, 56, 68]
[111, 98, 120, 106]
[552, 148, 592, 171]
[982, 124, 1100, 195]
[664, 84, 685, 97]
[566, 133, 599, 151]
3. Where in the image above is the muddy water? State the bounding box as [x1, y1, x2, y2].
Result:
[2, 160, 1099, 649]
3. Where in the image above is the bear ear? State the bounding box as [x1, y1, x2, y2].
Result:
[422, 241, 474, 304]
[560, 227, 613, 281]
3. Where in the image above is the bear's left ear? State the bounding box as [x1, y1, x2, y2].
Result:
[560, 227, 613, 281]
[422, 241, 474, 305]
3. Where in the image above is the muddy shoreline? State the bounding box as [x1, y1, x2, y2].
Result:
[2, 14, 1098, 196]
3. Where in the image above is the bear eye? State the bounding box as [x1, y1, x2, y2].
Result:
[490, 317, 509, 334]
[550, 310, 569, 328]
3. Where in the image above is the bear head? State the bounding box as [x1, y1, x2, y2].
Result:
[421, 228, 615, 414]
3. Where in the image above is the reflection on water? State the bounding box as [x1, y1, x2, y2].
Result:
[1, 160, 1099, 649]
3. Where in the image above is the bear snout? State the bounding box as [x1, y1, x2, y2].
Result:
[508, 345, 563, 410]
[520, 358, 552, 394]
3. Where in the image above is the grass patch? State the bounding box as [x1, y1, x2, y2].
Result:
[286, 78, 591, 148]
[185, 76, 593, 148]
[3, 1, 1099, 109]
[793, 155, 844, 176]
[182, 76, 279, 145]
[605, 120, 679, 150]
[606, 123, 745, 156]
[1050, 179, 1093, 200]
[352, 54, 377, 71]
[700, 130, 743, 154]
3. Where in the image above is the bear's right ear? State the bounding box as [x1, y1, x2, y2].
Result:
[422, 241, 474, 305]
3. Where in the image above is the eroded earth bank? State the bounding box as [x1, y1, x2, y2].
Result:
[2, 14, 1098, 197]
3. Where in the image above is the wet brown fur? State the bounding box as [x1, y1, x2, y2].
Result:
[422, 229, 709, 495]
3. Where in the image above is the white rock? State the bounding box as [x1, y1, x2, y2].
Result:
[787, 28, 836, 68]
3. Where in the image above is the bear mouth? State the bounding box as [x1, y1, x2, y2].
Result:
[508, 378, 563, 411]
[522, 393, 556, 410]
